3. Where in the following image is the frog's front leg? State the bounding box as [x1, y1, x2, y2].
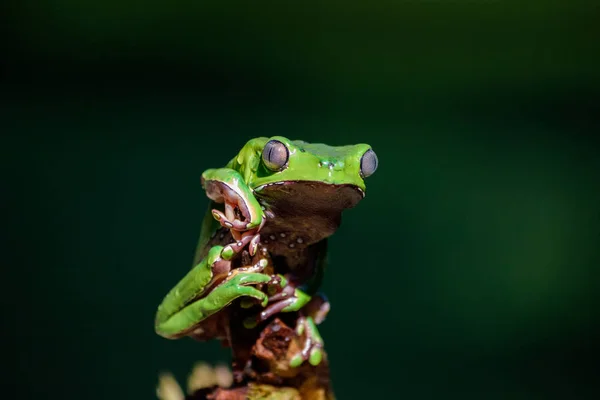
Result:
[202, 168, 265, 252]
[155, 235, 268, 339]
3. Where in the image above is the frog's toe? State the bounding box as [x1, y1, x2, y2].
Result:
[289, 316, 325, 368]
[290, 342, 324, 368]
[266, 274, 287, 296]
[215, 271, 272, 307]
[248, 284, 295, 324]
[220, 234, 255, 260]
[308, 347, 323, 366]
[212, 209, 248, 231]
[227, 271, 271, 287]
[231, 286, 268, 307]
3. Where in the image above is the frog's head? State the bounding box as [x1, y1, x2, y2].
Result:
[231, 136, 378, 242]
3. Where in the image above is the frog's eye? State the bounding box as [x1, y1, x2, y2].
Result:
[262, 140, 289, 171]
[360, 149, 378, 178]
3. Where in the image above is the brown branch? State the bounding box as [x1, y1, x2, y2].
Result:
[186, 315, 334, 400]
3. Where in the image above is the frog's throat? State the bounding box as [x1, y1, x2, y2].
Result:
[253, 180, 365, 214]
[255, 180, 364, 195]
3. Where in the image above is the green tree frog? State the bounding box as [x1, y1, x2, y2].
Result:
[155, 136, 378, 367]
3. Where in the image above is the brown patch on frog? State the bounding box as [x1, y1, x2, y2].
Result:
[256, 181, 363, 249]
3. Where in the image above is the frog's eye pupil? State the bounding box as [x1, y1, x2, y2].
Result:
[262, 140, 289, 171]
[360, 149, 378, 178]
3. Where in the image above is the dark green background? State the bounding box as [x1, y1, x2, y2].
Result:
[4, 1, 599, 399]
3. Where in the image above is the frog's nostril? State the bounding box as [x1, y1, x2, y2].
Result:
[319, 160, 344, 171]
[333, 162, 344, 171]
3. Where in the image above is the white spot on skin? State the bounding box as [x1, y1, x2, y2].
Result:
[264, 240, 269, 244]
[270, 235, 276, 240]
[280, 233, 286, 238]
[289, 243, 295, 248]
[297, 237, 303, 244]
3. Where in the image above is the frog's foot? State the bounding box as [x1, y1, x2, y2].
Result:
[206, 269, 272, 311]
[212, 208, 257, 232]
[219, 231, 260, 261]
[211, 208, 263, 256]
[202, 174, 265, 234]
[243, 282, 311, 326]
[238, 274, 286, 311]
[255, 284, 299, 322]
[244, 286, 325, 366]
[290, 316, 324, 367]
[211, 232, 257, 278]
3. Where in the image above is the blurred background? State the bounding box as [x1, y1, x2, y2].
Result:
[3, 1, 599, 399]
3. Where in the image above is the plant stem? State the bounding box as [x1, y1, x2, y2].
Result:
[186, 314, 334, 400]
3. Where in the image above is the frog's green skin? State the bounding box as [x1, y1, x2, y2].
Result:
[155, 136, 377, 367]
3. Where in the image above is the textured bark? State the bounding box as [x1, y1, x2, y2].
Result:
[186, 316, 334, 400]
